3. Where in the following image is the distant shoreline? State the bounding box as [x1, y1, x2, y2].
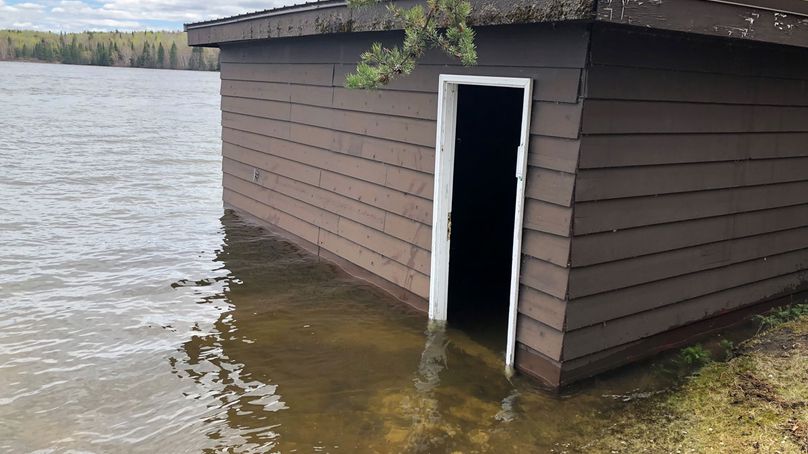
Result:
[0, 58, 219, 72]
[0, 30, 219, 72]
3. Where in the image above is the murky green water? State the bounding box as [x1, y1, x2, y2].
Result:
[0, 61, 745, 453]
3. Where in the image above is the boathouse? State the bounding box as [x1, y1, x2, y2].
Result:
[186, 0, 808, 388]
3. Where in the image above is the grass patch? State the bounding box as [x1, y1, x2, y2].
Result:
[755, 304, 808, 331]
[580, 313, 808, 453]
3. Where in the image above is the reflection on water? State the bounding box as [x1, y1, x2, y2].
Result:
[153, 213, 675, 453]
[0, 61, 724, 452]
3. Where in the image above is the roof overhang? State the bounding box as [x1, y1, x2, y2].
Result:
[184, 0, 596, 47]
[185, 0, 808, 49]
[597, 0, 808, 48]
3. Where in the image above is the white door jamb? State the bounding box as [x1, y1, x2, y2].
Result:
[428, 74, 534, 371]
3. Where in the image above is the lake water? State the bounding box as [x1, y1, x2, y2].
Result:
[0, 61, 702, 453]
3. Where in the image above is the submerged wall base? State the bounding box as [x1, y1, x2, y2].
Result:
[225, 204, 429, 313]
[517, 288, 808, 390]
[227, 204, 808, 391]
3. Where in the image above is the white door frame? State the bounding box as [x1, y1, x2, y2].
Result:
[428, 74, 533, 369]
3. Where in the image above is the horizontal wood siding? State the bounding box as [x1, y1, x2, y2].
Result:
[215, 23, 588, 364]
[564, 25, 808, 364]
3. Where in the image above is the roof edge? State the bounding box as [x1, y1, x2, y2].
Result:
[184, 1, 347, 31]
[596, 0, 808, 49]
[184, 0, 597, 46]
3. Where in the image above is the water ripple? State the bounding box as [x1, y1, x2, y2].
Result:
[0, 61, 685, 453]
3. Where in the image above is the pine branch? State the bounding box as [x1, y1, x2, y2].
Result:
[345, 0, 477, 89]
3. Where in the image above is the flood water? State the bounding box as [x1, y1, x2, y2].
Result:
[1, 61, 720, 453]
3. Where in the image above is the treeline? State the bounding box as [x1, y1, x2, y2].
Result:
[0, 30, 218, 71]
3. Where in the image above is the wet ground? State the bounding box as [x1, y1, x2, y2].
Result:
[0, 61, 759, 453]
[583, 313, 808, 453]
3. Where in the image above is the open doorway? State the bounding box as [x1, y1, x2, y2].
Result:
[429, 75, 533, 369]
[447, 84, 522, 351]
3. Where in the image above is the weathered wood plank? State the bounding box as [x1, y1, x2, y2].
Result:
[224, 188, 321, 244]
[332, 87, 438, 120]
[565, 247, 808, 330]
[524, 199, 572, 237]
[587, 64, 808, 106]
[320, 170, 433, 225]
[220, 62, 335, 85]
[568, 226, 808, 298]
[222, 111, 290, 141]
[518, 285, 567, 332]
[223, 127, 388, 186]
[226, 165, 433, 276]
[589, 22, 808, 79]
[336, 216, 431, 275]
[526, 166, 576, 207]
[291, 103, 437, 148]
[527, 136, 580, 173]
[582, 100, 808, 135]
[521, 229, 571, 267]
[221, 79, 335, 107]
[578, 132, 808, 169]
[221, 80, 291, 103]
[332, 64, 583, 103]
[224, 173, 339, 232]
[563, 267, 808, 360]
[516, 315, 565, 361]
[520, 256, 569, 300]
[222, 96, 291, 121]
[515, 343, 562, 387]
[573, 180, 808, 235]
[223, 141, 321, 186]
[385, 166, 434, 199]
[218, 33, 371, 64]
[571, 203, 808, 267]
[223, 157, 387, 231]
[383, 212, 432, 251]
[318, 229, 431, 298]
[576, 157, 808, 202]
[531, 101, 583, 139]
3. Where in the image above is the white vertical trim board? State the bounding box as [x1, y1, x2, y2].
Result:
[428, 74, 534, 371]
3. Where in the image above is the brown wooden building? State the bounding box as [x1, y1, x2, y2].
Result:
[186, 0, 808, 388]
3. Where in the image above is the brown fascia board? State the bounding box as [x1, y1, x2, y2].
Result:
[184, 0, 596, 47]
[595, 0, 808, 49]
[186, 0, 808, 50]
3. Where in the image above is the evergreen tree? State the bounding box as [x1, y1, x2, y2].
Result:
[137, 41, 154, 67]
[156, 42, 165, 68]
[95, 42, 111, 66]
[169, 42, 178, 69]
[188, 47, 206, 70]
[67, 35, 79, 64]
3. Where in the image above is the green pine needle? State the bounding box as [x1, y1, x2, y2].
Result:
[345, 0, 477, 89]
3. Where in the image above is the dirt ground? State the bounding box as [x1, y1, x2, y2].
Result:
[579, 313, 808, 454]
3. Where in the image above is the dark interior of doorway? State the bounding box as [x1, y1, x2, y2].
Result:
[447, 84, 523, 354]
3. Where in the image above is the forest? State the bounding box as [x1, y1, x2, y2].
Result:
[0, 30, 219, 71]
